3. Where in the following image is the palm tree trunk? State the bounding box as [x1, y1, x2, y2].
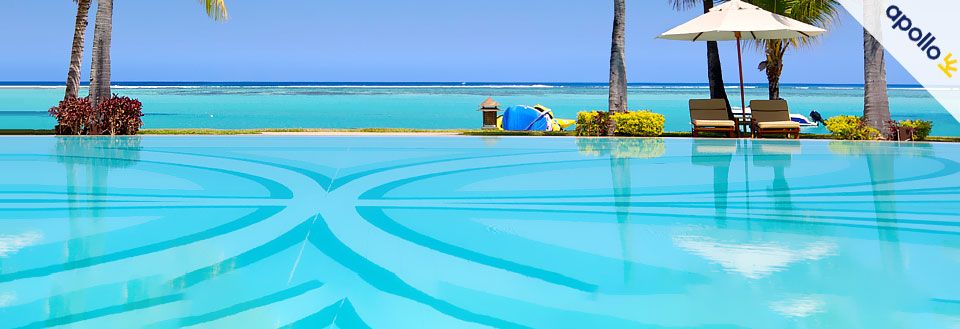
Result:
[89, 0, 113, 132]
[703, 0, 731, 116]
[65, 0, 92, 100]
[863, 0, 891, 135]
[765, 41, 785, 100]
[767, 66, 781, 100]
[607, 0, 628, 135]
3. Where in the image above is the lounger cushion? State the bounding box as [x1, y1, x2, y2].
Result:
[758, 121, 800, 129]
[694, 119, 735, 127]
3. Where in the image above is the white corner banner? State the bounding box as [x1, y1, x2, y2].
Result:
[837, 0, 960, 122]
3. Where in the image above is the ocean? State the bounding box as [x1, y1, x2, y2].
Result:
[1, 82, 958, 136]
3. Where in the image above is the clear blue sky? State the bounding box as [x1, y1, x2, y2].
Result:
[0, 0, 916, 84]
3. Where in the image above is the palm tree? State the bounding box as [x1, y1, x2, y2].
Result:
[746, 0, 840, 100]
[86, 0, 229, 132]
[64, 0, 92, 100]
[88, 0, 113, 113]
[669, 0, 731, 114]
[608, 0, 628, 135]
[862, 0, 891, 134]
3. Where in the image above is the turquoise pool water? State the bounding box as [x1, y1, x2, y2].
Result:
[2, 83, 959, 136]
[0, 136, 958, 328]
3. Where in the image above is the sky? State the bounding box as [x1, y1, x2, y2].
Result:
[0, 0, 917, 84]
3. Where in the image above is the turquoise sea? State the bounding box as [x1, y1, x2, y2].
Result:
[1, 82, 958, 135]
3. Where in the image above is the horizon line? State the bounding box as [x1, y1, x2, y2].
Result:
[0, 81, 924, 86]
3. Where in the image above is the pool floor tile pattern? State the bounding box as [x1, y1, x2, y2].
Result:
[0, 136, 958, 328]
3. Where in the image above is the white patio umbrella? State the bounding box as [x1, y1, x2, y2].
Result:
[658, 0, 826, 121]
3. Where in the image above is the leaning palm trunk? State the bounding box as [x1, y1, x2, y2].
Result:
[65, 0, 92, 100]
[607, 0, 628, 135]
[703, 0, 731, 115]
[862, 0, 891, 135]
[89, 0, 113, 134]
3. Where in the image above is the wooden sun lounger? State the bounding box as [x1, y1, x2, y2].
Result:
[750, 100, 800, 139]
[689, 99, 738, 138]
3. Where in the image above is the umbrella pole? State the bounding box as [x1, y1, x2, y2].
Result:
[735, 32, 747, 136]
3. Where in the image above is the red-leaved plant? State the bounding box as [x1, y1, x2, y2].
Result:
[96, 96, 144, 135]
[49, 95, 144, 135]
[49, 97, 93, 135]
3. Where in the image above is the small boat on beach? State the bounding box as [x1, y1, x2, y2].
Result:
[733, 107, 820, 127]
[789, 113, 819, 127]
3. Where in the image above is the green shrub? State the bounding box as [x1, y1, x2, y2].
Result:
[900, 120, 933, 141]
[576, 110, 664, 137]
[824, 115, 880, 140]
[575, 111, 610, 136]
[611, 110, 665, 137]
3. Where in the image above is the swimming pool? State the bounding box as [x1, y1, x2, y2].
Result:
[0, 136, 958, 328]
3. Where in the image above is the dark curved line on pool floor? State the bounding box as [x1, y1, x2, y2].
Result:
[7, 154, 293, 199]
[0, 206, 284, 283]
[7, 220, 316, 328]
[280, 299, 370, 329]
[461, 201, 960, 228]
[329, 150, 567, 191]
[12, 293, 183, 329]
[359, 158, 610, 200]
[0, 198, 162, 204]
[0, 190, 286, 200]
[931, 298, 960, 305]
[138, 150, 552, 191]
[149, 280, 323, 328]
[356, 206, 598, 293]
[0, 205, 277, 213]
[361, 184, 960, 201]
[138, 149, 334, 191]
[169, 219, 313, 289]
[371, 205, 960, 237]
[359, 156, 960, 201]
[307, 214, 531, 329]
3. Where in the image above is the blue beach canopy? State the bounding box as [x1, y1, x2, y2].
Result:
[501, 105, 551, 131]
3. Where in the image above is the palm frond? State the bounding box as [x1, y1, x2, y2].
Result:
[744, 0, 840, 50]
[786, 0, 841, 28]
[667, 0, 729, 11]
[668, 0, 704, 10]
[200, 0, 228, 21]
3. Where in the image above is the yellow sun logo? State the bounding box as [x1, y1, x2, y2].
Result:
[939, 53, 958, 78]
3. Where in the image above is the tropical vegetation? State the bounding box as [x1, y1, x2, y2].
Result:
[824, 115, 881, 140]
[900, 120, 933, 141]
[745, 0, 841, 100]
[669, 0, 731, 113]
[56, 0, 229, 135]
[611, 111, 666, 136]
[576, 110, 665, 137]
[47, 1, 926, 141]
[576, 111, 611, 136]
[49, 95, 144, 135]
